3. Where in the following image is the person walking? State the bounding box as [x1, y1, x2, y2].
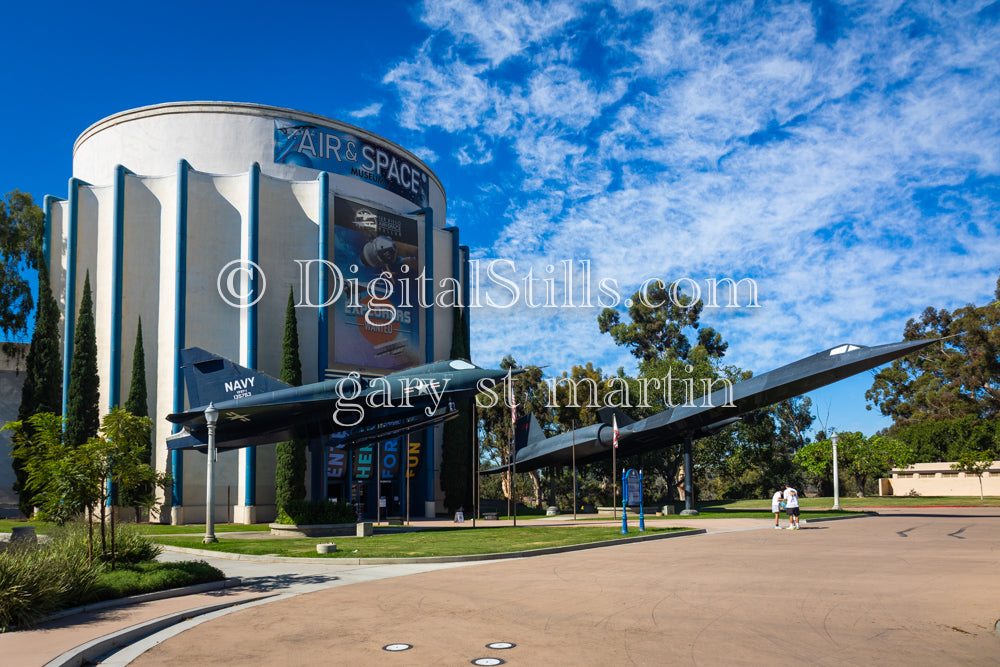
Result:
[783, 483, 801, 530]
[771, 487, 785, 529]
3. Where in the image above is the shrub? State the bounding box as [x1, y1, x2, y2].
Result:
[0, 521, 167, 631]
[113, 523, 161, 564]
[275, 499, 357, 525]
[94, 560, 223, 600]
[0, 533, 99, 631]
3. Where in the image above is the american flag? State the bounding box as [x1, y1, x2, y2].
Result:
[613, 414, 619, 449]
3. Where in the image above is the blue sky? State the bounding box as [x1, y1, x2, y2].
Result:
[3, 0, 999, 437]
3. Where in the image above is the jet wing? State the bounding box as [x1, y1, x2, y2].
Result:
[506, 338, 940, 471]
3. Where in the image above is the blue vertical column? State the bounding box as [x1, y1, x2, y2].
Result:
[245, 163, 260, 507]
[317, 172, 330, 377]
[460, 245, 471, 353]
[62, 177, 88, 417]
[313, 172, 330, 501]
[109, 165, 131, 410]
[171, 160, 190, 508]
[413, 208, 435, 515]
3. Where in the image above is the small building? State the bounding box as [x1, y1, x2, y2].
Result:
[879, 462, 1000, 497]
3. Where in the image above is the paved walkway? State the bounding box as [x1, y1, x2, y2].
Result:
[3, 509, 998, 665]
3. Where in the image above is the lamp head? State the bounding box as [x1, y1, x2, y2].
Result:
[204, 402, 219, 426]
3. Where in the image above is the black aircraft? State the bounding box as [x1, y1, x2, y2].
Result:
[492, 338, 939, 472]
[166, 347, 512, 452]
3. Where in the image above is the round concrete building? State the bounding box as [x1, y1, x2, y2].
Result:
[44, 102, 467, 524]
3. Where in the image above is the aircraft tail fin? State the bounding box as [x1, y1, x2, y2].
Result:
[179, 347, 289, 408]
[514, 414, 546, 452]
[597, 407, 634, 427]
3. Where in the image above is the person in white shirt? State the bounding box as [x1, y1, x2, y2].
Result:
[783, 483, 801, 530]
[771, 488, 785, 529]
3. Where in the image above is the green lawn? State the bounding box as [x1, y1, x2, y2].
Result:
[562, 509, 861, 520]
[0, 519, 271, 535]
[153, 525, 687, 559]
[696, 496, 1000, 510]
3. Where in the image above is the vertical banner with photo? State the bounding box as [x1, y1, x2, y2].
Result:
[333, 197, 421, 370]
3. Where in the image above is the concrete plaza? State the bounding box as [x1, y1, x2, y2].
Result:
[137, 508, 1000, 665]
[4, 507, 999, 665]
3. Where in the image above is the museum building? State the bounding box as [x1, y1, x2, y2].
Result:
[42, 102, 467, 524]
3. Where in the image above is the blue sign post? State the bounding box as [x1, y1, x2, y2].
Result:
[621, 469, 628, 534]
[622, 469, 644, 534]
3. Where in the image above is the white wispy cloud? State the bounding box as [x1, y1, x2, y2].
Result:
[388, 0, 1000, 386]
[350, 102, 383, 119]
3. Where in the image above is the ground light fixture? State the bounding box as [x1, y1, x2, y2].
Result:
[382, 644, 412, 652]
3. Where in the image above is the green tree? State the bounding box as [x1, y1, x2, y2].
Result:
[7, 413, 96, 528]
[441, 306, 474, 513]
[13, 257, 62, 516]
[889, 415, 1000, 463]
[87, 407, 170, 565]
[65, 271, 100, 448]
[867, 273, 1000, 426]
[121, 317, 152, 517]
[598, 280, 727, 362]
[795, 432, 915, 497]
[950, 450, 996, 500]
[275, 287, 306, 515]
[597, 283, 730, 503]
[0, 190, 45, 339]
[476, 357, 552, 508]
[6, 409, 169, 565]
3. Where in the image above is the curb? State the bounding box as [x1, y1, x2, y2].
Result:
[37, 578, 244, 625]
[159, 528, 708, 564]
[43, 594, 275, 667]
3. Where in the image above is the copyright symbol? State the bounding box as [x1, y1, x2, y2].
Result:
[217, 260, 267, 308]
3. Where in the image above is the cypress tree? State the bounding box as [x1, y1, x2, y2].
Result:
[14, 258, 63, 516]
[124, 317, 148, 419]
[275, 286, 307, 515]
[65, 271, 100, 448]
[122, 317, 152, 515]
[441, 307, 473, 513]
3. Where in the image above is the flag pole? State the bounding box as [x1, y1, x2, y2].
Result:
[510, 393, 517, 528]
[612, 415, 619, 520]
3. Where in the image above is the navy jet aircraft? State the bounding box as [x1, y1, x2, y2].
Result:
[494, 338, 940, 472]
[166, 347, 512, 452]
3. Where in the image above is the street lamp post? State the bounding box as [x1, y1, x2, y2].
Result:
[203, 403, 219, 543]
[831, 432, 841, 511]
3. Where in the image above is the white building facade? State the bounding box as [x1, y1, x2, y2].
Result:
[44, 102, 467, 524]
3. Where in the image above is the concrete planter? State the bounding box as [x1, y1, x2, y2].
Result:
[316, 543, 338, 554]
[268, 523, 358, 537]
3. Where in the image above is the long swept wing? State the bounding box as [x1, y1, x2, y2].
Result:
[508, 338, 939, 471]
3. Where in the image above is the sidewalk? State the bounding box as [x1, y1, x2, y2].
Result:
[0, 514, 849, 665]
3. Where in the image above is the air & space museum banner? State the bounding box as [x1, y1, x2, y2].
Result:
[273, 118, 429, 207]
[333, 196, 421, 370]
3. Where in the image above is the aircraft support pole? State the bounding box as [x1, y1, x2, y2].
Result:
[512, 440, 517, 528]
[612, 439, 617, 520]
[681, 434, 698, 515]
[572, 422, 577, 521]
[376, 444, 381, 526]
